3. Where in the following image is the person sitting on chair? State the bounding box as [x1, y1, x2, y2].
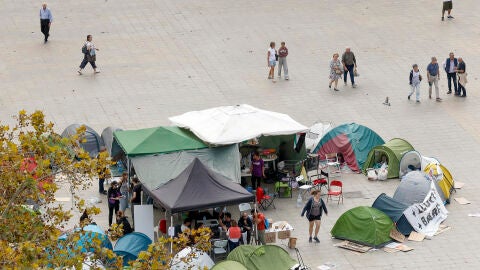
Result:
[227, 220, 242, 251]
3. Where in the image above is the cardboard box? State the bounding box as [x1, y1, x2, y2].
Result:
[288, 237, 297, 249]
[277, 230, 291, 239]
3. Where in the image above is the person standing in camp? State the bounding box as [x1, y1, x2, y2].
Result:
[107, 181, 122, 227]
[301, 190, 328, 243]
[238, 212, 253, 244]
[130, 177, 142, 224]
[250, 151, 265, 189]
[96, 147, 109, 195]
[251, 209, 266, 245]
[456, 57, 467, 97]
[119, 172, 129, 212]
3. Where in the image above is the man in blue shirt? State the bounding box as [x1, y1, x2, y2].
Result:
[39, 3, 53, 43]
[427, 57, 441, 101]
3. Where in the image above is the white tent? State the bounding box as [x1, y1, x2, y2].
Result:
[170, 247, 214, 270]
[305, 121, 333, 152]
[169, 104, 308, 145]
[399, 150, 440, 178]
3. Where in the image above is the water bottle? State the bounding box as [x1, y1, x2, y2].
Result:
[296, 193, 303, 208]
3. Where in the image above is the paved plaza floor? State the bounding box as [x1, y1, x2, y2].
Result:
[2, 0, 480, 269]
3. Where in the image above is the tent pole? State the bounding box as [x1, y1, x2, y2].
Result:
[170, 214, 173, 253]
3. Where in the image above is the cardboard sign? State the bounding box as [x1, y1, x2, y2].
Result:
[265, 231, 276, 243]
[403, 183, 448, 237]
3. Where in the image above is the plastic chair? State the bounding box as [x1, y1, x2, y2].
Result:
[238, 203, 252, 214]
[212, 239, 228, 261]
[327, 180, 343, 204]
[256, 187, 275, 210]
[297, 174, 313, 200]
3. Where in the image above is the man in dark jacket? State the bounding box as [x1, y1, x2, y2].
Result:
[444, 52, 458, 94]
[238, 212, 253, 244]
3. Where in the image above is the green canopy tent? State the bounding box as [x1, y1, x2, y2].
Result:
[362, 138, 415, 179]
[114, 126, 208, 156]
[331, 206, 393, 248]
[227, 245, 297, 270]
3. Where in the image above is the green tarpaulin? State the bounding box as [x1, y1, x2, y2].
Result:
[331, 206, 393, 248]
[227, 245, 297, 270]
[362, 138, 415, 179]
[131, 144, 241, 186]
[113, 126, 207, 156]
[211, 260, 247, 270]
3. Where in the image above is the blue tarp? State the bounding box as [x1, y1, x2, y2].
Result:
[114, 232, 152, 266]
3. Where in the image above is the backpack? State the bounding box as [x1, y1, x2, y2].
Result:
[81, 44, 87, 54]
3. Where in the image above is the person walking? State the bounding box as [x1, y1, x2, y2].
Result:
[329, 53, 342, 91]
[119, 172, 129, 212]
[444, 52, 458, 94]
[427, 57, 442, 101]
[277, 42, 289, 80]
[442, 0, 454, 21]
[341, 47, 357, 88]
[301, 190, 328, 243]
[409, 64, 422, 103]
[457, 57, 467, 97]
[39, 3, 53, 43]
[107, 181, 122, 227]
[267, 42, 277, 82]
[78, 35, 100, 75]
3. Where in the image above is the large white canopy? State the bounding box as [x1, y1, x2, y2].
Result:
[169, 104, 308, 145]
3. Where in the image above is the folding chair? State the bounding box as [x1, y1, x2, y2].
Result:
[320, 153, 342, 179]
[310, 170, 329, 193]
[212, 239, 228, 261]
[327, 180, 344, 204]
[297, 174, 313, 200]
[256, 187, 275, 210]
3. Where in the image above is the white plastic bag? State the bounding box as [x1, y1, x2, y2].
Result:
[377, 163, 388, 181]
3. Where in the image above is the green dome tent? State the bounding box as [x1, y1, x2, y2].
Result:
[211, 260, 247, 270]
[227, 245, 297, 270]
[331, 206, 393, 248]
[362, 138, 415, 179]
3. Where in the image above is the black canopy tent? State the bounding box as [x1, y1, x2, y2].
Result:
[144, 158, 254, 214]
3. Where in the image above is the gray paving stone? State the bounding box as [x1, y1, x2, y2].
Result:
[2, 0, 480, 269]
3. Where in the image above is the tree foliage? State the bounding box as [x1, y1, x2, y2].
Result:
[0, 111, 211, 269]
